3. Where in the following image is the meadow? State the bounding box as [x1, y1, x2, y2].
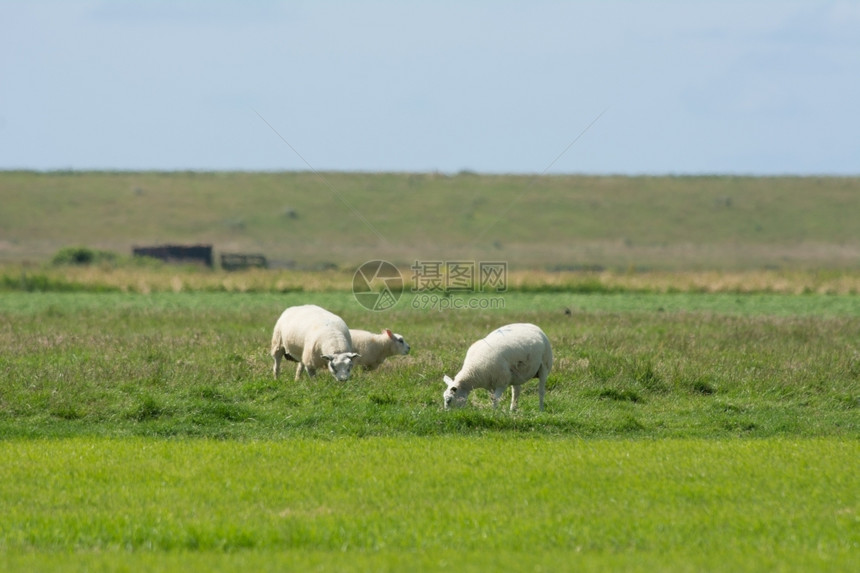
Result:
[1, 171, 859, 570]
[2, 170, 860, 270]
[1, 290, 858, 440]
[1, 288, 858, 570]
[2, 437, 857, 572]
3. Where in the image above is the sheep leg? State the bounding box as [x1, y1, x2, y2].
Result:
[537, 367, 547, 412]
[272, 347, 286, 379]
[510, 384, 521, 411]
[492, 387, 505, 409]
[297, 348, 319, 380]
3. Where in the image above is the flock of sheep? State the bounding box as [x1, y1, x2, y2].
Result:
[270, 304, 553, 411]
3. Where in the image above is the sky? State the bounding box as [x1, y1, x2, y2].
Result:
[1, 1, 859, 175]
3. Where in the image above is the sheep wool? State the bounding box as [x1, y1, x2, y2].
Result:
[349, 328, 411, 371]
[443, 323, 552, 411]
[270, 304, 359, 382]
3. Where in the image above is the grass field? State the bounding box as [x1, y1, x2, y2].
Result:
[1, 437, 857, 572]
[1, 290, 858, 440]
[1, 171, 859, 570]
[1, 289, 858, 570]
[3, 171, 860, 269]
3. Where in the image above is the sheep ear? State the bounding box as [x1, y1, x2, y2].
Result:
[322, 354, 333, 362]
[443, 375, 455, 387]
[348, 352, 360, 360]
[384, 328, 393, 338]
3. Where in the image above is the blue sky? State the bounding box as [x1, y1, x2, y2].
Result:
[2, 1, 858, 174]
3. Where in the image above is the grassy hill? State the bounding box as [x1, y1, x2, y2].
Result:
[2, 171, 859, 270]
[3, 172, 860, 571]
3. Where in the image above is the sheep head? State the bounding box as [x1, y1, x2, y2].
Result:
[322, 352, 360, 381]
[443, 375, 468, 409]
[384, 329, 411, 355]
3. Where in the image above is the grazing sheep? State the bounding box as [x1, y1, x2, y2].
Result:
[270, 304, 360, 381]
[349, 329, 411, 371]
[443, 323, 552, 411]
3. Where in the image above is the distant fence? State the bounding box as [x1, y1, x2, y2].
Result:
[220, 253, 268, 271]
[132, 244, 213, 267]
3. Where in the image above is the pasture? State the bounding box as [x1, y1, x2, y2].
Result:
[2, 171, 860, 270]
[2, 437, 857, 572]
[0, 288, 858, 571]
[1, 171, 859, 570]
[1, 290, 858, 440]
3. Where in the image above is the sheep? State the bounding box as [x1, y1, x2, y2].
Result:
[270, 304, 360, 381]
[443, 323, 552, 411]
[349, 328, 411, 371]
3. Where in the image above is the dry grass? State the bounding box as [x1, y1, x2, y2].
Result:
[507, 269, 860, 294]
[3, 263, 351, 293]
[6, 263, 860, 295]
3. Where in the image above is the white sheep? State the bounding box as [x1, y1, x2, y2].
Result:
[443, 323, 553, 411]
[270, 304, 360, 381]
[349, 329, 411, 371]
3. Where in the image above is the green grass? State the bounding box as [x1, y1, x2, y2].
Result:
[0, 291, 857, 440]
[1, 290, 858, 570]
[3, 171, 859, 570]
[1, 437, 857, 572]
[3, 171, 860, 269]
